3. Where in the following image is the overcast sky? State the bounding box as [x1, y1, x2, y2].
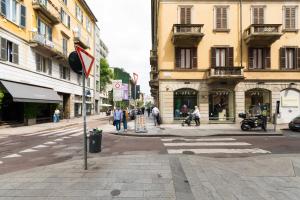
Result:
[86, 0, 151, 95]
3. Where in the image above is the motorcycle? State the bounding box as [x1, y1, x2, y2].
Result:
[238, 113, 265, 131]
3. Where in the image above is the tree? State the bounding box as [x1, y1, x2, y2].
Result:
[100, 58, 113, 92]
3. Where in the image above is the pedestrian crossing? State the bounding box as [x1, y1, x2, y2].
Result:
[161, 137, 271, 155]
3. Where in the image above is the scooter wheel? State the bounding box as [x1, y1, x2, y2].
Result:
[241, 124, 250, 131]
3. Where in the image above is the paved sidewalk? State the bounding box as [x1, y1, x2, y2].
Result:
[104, 116, 285, 137]
[0, 113, 109, 136]
[0, 154, 300, 199]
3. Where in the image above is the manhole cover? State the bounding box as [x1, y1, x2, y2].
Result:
[182, 151, 195, 155]
[111, 189, 121, 197]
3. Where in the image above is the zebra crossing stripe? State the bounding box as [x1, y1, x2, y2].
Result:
[25, 127, 79, 137]
[161, 138, 236, 142]
[163, 142, 251, 147]
[40, 128, 80, 136]
[19, 148, 38, 153]
[167, 148, 271, 154]
[68, 132, 83, 137]
[2, 154, 22, 159]
[55, 129, 83, 137]
[44, 141, 57, 145]
[32, 145, 48, 149]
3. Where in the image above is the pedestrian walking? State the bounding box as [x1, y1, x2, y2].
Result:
[152, 106, 160, 126]
[53, 108, 60, 123]
[192, 106, 201, 126]
[146, 107, 151, 117]
[260, 103, 268, 131]
[141, 107, 145, 115]
[122, 108, 129, 132]
[113, 107, 123, 133]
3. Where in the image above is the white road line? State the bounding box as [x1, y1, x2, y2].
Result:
[44, 141, 57, 145]
[0, 161, 3, 164]
[32, 145, 48, 149]
[163, 142, 251, 147]
[161, 138, 236, 142]
[68, 132, 83, 137]
[39, 128, 80, 136]
[167, 148, 271, 154]
[2, 154, 22, 158]
[54, 138, 64, 142]
[19, 148, 38, 153]
[55, 129, 83, 137]
[25, 127, 79, 137]
[62, 137, 71, 139]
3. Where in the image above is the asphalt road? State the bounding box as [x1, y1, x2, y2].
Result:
[1, 122, 300, 175]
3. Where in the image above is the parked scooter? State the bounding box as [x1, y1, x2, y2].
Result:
[238, 113, 264, 131]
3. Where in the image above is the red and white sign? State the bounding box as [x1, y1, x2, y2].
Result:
[75, 45, 95, 78]
[133, 73, 138, 84]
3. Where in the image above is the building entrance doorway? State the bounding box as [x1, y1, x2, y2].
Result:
[173, 88, 198, 119]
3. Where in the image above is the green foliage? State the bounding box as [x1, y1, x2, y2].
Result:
[114, 67, 130, 84]
[100, 58, 113, 92]
[24, 103, 38, 119]
[136, 100, 144, 107]
[0, 90, 4, 110]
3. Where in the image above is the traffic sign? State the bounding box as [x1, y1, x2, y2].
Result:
[133, 73, 138, 84]
[68, 51, 82, 74]
[75, 45, 95, 78]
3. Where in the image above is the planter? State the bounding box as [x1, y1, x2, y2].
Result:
[26, 118, 37, 126]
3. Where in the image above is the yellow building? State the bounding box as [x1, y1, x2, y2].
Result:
[150, 0, 300, 124]
[0, 0, 98, 124]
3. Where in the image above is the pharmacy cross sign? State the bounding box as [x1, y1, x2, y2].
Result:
[75, 45, 95, 78]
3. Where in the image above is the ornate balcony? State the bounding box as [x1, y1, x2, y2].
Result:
[208, 67, 244, 83]
[74, 32, 90, 49]
[29, 32, 68, 63]
[244, 24, 282, 46]
[172, 24, 204, 46]
[150, 50, 158, 66]
[32, 0, 60, 25]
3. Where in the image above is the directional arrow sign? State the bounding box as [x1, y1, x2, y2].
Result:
[75, 45, 95, 78]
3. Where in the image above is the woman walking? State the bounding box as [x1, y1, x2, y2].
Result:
[122, 108, 129, 132]
[192, 106, 201, 126]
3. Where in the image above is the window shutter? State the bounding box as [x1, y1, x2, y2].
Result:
[222, 7, 227, 29]
[279, 48, 286, 69]
[1, 0, 6, 16]
[297, 48, 300, 69]
[48, 59, 52, 75]
[175, 47, 181, 68]
[227, 47, 234, 67]
[48, 27, 52, 41]
[248, 48, 253, 69]
[20, 5, 26, 28]
[253, 7, 258, 24]
[291, 7, 296, 29]
[60, 8, 63, 21]
[192, 47, 197, 69]
[211, 47, 216, 68]
[36, 54, 41, 71]
[186, 7, 191, 24]
[180, 7, 185, 24]
[67, 15, 70, 28]
[216, 7, 221, 29]
[12, 43, 18, 64]
[285, 7, 291, 29]
[0, 37, 7, 61]
[264, 48, 270, 69]
[258, 7, 264, 24]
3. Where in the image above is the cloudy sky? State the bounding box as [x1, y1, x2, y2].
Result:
[86, 0, 151, 95]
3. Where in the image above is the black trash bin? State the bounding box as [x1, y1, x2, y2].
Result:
[89, 129, 102, 153]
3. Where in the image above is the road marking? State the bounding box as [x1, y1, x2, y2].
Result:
[62, 137, 71, 139]
[32, 145, 48, 149]
[19, 148, 38, 153]
[0, 161, 3, 164]
[167, 148, 271, 154]
[25, 127, 79, 137]
[68, 132, 83, 137]
[2, 154, 22, 158]
[54, 138, 64, 142]
[163, 142, 251, 147]
[161, 138, 236, 142]
[44, 142, 56, 145]
[55, 129, 83, 137]
[40, 127, 80, 136]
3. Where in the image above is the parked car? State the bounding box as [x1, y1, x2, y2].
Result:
[289, 116, 300, 131]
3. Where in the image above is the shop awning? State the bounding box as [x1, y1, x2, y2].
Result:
[1, 80, 62, 104]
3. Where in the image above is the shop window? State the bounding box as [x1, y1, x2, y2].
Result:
[174, 88, 198, 119]
[245, 89, 271, 117]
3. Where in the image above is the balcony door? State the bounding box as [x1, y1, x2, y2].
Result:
[37, 18, 52, 41]
[252, 7, 264, 24]
[248, 48, 270, 69]
[179, 6, 192, 32]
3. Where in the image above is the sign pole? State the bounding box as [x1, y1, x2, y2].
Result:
[82, 71, 87, 170]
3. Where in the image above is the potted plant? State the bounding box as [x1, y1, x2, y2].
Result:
[24, 103, 38, 126]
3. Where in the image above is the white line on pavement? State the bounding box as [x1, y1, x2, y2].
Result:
[44, 142, 57, 145]
[161, 138, 236, 142]
[39, 127, 80, 136]
[24, 127, 79, 137]
[54, 138, 64, 142]
[32, 145, 48, 149]
[68, 132, 83, 137]
[0, 161, 3, 164]
[167, 148, 271, 154]
[19, 148, 38, 153]
[2, 154, 22, 159]
[55, 129, 83, 137]
[163, 142, 251, 147]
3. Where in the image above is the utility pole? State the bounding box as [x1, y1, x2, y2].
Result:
[82, 72, 87, 170]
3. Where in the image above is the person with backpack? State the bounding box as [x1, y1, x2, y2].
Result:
[152, 106, 160, 126]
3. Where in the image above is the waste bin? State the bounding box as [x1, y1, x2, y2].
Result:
[89, 129, 102, 153]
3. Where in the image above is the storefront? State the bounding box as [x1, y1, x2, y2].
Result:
[173, 88, 198, 119]
[209, 89, 235, 122]
[245, 89, 271, 117]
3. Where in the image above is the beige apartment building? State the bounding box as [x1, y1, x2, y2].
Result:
[150, 0, 300, 124]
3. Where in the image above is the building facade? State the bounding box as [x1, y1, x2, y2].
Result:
[150, 0, 300, 124]
[0, 0, 97, 124]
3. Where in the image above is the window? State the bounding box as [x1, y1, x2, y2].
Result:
[60, 8, 70, 28]
[0, 37, 18, 64]
[211, 47, 233, 68]
[60, 65, 70, 80]
[75, 4, 83, 23]
[86, 17, 91, 33]
[175, 47, 197, 69]
[215, 6, 228, 30]
[252, 6, 264, 24]
[62, 36, 68, 56]
[284, 6, 297, 30]
[0, 0, 26, 27]
[248, 48, 270, 69]
[179, 6, 191, 24]
[37, 18, 52, 41]
[36, 53, 52, 75]
[280, 47, 300, 69]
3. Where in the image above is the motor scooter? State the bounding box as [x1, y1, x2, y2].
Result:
[238, 113, 264, 131]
